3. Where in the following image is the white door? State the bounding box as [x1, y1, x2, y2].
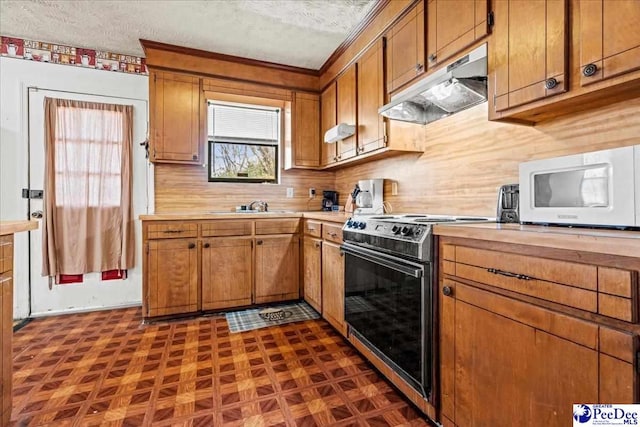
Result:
[27, 89, 149, 316]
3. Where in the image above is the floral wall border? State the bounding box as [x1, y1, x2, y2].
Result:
[1, 36, 148, 75]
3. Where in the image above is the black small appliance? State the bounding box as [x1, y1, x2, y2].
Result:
[497, 184, 520, 223]
[322, 191, 339, 211]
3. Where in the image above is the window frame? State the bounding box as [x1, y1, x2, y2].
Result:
[207, 101, 281, 184]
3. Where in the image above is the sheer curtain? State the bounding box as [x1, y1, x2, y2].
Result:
[42, 98, 134, 279]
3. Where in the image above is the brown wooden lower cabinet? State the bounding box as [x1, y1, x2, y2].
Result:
[142, 218, 301, 319]
[201, 237, 252, 310]
[322, 241, 346, 336]
[302, 237, 322, 313]
[254, 235, 300, 304]
[439, 237, 639, 427]
[1, 274, 12, 427]
[146, 238, 199, 317]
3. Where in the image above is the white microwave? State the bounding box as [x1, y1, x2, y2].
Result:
[519, 145, 640, 228]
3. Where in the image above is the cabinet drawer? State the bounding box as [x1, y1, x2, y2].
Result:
[451, 245, 638, 323]
[255, 219, 300, 235]
[304, 220, 322, 237]
[0, 236, 13, 274]
[202, 220, 252, 237]
[454, 246, 598, 313]
[322, 223, 343, 244]
[147, 223, 198, 239]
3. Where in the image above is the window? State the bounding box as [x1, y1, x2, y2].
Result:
[208, 102, 280, 183]
[54, 106, 124, 207]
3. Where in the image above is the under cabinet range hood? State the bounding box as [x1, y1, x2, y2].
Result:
[379, 44, 487, 125]
[324, 123, 356, 143]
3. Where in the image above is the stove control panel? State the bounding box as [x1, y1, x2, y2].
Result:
[345, 218, 427, 242]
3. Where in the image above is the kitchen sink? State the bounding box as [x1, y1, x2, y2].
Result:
[207, 210, 296, 214]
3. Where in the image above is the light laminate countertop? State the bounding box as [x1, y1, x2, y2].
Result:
[139, 211, 352, 223]
[434, 222, 640, 258]
[0, 220, 39, 236]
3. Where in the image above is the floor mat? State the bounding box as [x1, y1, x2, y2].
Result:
[225, 301, 320, 332]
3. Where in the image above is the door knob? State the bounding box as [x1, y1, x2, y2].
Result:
[544, 78, 558, 90]
[31, 210, 43, 219]
[583, 63, 598, 77]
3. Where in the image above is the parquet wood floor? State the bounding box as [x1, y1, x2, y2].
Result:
[10, 307, 432, 426]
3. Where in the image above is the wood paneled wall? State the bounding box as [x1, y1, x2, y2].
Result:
[335, 98, 640, 216]
[154, 165, 336, 213]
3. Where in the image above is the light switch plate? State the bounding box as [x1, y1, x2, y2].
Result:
[286, 187, 294, 198]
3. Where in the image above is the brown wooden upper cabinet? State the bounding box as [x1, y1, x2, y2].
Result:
[149, 70, 203, 164]
[492, 0, 568, 115]
[427, 0, 489, 68]
[579, 0, 640, 87]
[291, 92, 320, 168]
[320, 83, 338, 166]
[358, 38, 387, 155]
[336, 64, 358, 162]
[386, 0, 425, 93]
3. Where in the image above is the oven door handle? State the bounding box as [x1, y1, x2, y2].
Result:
[341, 244, 424, 278]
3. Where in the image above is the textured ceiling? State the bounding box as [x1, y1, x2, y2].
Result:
[0, 0, 377, 69]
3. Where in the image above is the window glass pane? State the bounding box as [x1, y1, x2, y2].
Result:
[209, 142, 277, 182]
[209, 104, 279, 142]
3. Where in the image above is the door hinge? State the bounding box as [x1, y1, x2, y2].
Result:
[146, 243, 149, 255]
[488, 11, 495, 28]
[636, 351, 640, 373]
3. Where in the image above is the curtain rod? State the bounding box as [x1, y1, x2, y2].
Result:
[27, 86, 147, 103]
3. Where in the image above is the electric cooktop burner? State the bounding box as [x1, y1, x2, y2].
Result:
[413, 217, 456, 222]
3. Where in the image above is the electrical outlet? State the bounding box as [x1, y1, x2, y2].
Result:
[286, 187, 294, 198]
[309, 188, 316, 197]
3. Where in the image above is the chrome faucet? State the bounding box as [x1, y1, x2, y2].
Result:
[248, 200, 268, 212]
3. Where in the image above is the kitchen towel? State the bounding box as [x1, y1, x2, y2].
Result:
[225, 301, 320, 333]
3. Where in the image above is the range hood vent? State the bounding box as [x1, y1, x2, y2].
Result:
[379, 44, 487, 125]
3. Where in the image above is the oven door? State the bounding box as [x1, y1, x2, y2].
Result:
[342, 242, 431, 397]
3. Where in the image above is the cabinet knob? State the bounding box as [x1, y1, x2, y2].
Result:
[583, 63, 598, 77]
[192, 154, 198, 161]
[314, 242, 321, 248]
[416, 63, 424, 71]
[204, 243, 210, 248]
[442, 286, 453, 297]
[544, 78, 558, 90]
[428, 54, 437, 63]
[188, 243, 196, 249]
[256, 240, 263, 245]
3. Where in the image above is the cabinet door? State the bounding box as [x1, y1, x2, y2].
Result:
[426, 0, 488, 68]
[322, 241, 346, 335]
[492, 0, 567, 113]
[150, 71, 202, 164]
[254, 235, 299, 303]
[336, 64, 358, 162]
[441, 280, 601, 427]
[321, 83, 338, 166]
[146, 239, 199, 317]
[386, 0, 425, 93]
[358, 39, 387, 155]
[580, 0, 640, 86]
[1, 275, 12, 426]
[303, 238, 322, 312]
[201, 237, 252, 310]
[292, 92, 320, 167]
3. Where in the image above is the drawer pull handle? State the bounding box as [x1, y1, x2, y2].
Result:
[328, 232, 338, 238]
[164, 230, 185, 234]
[308, 227, 316, 231]
[488, 268, 532, 281]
